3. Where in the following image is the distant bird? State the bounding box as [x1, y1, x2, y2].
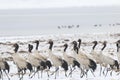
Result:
[47, 40, 68, 79]
[12, 43, 33, 80]
[0, 56, 10, 80]
[62, 43, 80, 77]
[72, 41, 97, 78]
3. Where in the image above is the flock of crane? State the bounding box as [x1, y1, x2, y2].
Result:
[0, 39, 120, 80]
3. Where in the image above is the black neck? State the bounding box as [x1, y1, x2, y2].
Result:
[78, 40, 81, 49]
[73, 42, 79, 54]
[116, 43, 119, 52]
[101, 43, 106, 51]
[14, 44, 19, 53]
[49, 42, 53, 50]
[64, 44, 68, 52]
[93, 42, 97, 50]
[28, 44, 33, 53]
[36, 42, 39, 50]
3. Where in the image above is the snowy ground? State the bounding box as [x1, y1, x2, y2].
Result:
[0, 33, 120, 80]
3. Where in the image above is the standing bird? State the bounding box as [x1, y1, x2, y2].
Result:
[33, 40, 52, 70]
[62, 43, 80, 77]
[12, 43, 33, 80]
[90, 41, 104, 76]
[99, 41, 119, 76]
[77, 39, 90, 59]
[77, 39, 97, 77]
[27, 44, 46, 78]
[72, 41, 97, 78]
[32, 40, 52, 77]
[47, 40, 68, 79]
[0, 56, 10, 80]
[90, 41, 99, 62]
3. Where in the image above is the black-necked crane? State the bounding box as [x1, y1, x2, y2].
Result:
[72, 41, 97, 78]
[47, 40, 68, 79]
[77, 39, 97, 77]
[90, 41, 99, 62]
[62, 43, 80, 77]
[77, 39, 90, 60]
[33, 40, 52, 70]
[32, 40, 52, 77]
[99, 41, 119, 76]
[12, 43, 33, 80]
[27, 44, 46, 79]
[90, 41, 104, 76]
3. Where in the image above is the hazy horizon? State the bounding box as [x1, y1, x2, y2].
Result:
[0, 1, 120, 37]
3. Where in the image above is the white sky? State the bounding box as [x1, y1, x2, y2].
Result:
[0, 0, 120, 9]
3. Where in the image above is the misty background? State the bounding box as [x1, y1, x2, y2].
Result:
[0, 0, 120, 36]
